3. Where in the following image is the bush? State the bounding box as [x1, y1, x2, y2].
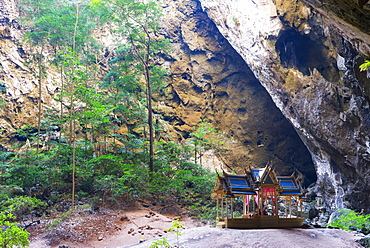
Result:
[0, 212, 29, 248]
[328, 209, 370, 234]
[1, 196, 47, 215]
[0, 185, 23, 202]
[189, 201, 216, 224]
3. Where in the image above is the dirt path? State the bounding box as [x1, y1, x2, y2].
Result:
[29, 208, 201, 248]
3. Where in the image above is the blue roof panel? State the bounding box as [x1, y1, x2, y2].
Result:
[231, 190, 256, 195]
[279, 179, 297, 188]
[280, 192, 302, 195]
[229, 178, 249, 186]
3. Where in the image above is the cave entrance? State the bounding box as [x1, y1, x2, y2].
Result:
[275, 29, 340, 82]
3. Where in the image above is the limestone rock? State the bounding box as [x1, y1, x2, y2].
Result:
[159, 0, 315, 184]
[199, 0, 370, 212]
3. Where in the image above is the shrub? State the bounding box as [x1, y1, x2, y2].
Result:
[149, 219, 183, 248]
[0, 212, 29, 248]
[328, 209, 370, 234]
[149, 237, 171, 248]
[0, 196, 47, 226]
[359, 60, 370, 72]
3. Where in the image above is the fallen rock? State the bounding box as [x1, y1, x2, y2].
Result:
[120, 215, 128, 221]
[356, 235, 370, 247]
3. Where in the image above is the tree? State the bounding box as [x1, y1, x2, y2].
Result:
[188, 120, 224, 166]
[101, 46, 148, 149]
[20, 0, 54, 154]
[20, 0, 102, 209]
[100, 0, 170, 172]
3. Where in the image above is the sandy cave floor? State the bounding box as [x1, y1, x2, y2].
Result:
[28, 206, 366, 248]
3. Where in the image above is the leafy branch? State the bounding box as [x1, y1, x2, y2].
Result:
[359, 60, 370, 72]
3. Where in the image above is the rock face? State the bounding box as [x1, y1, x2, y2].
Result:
[158, 0, 316, 185]
[198, 0, 370, 212]
[0, 0, 58, 141]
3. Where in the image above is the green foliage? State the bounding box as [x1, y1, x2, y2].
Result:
[165, 219, 183, 248]
[0, 213, 29, 248]
[232, 16, 240, 26]
[149, 237, 171, 248]
[328, 209, 370, 233]
[100, 0, 171, 171]
[165, 219, 184, 236]
[21, 0, 97, 52]
[15, 124, 37, 140]
[0, 83, 5, 93]
[49, 210, 72, 230]
[188, 120, 224, 165]
[0, 133, 215, 215]
[0, 99, 7, 110]
[1, 147, 75, 193]
[1, 196, 47, 225]
[150, 219, 183, 248]
[1, 196, 46, 213]
[148, 140, 215, 203]
[189, 201, 217, 224]
[0, 186, 23, 203]
[359, 60, 370, 72]
[0, 82, 6, 96]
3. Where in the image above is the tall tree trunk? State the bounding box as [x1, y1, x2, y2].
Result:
[59, 66, 64, 143]
[145, 65, 154, 172]
[145, 4, 154, 173]
[36, 44, 44, 154]
[130, 34, 154, 171]
[71, 3, 80, 211]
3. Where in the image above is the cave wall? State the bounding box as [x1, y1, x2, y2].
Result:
[158, 0, 316, 186]
[0, 0, 60, 143]
[198, 0, 370, 212]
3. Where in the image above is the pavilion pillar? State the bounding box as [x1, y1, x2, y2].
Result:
[296, 197, 299, 218]
[261, 189, 264, 216]
[231, 198, 234, 218]
[221, 198, 224, 218]
[216, 199, 219, 219]
[226, 198, 229, 218]
[285, 198, 288, 218]
[247, 195, 250, 214]
[274, 190, 277, 216]
[243, 195, 246, 216]
[258, 191, 261, 215]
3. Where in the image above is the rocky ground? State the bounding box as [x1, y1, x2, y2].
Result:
[128, 226, 366, 248]
[28, 203, 201, 248]
[27, 204, 368, 248]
